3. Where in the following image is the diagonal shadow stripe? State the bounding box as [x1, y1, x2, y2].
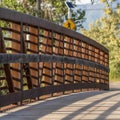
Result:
[0, 91, 105, 120]
[1, 91, 120, 120]
[61, 91, 120, 120]
[96, 101, 120, 120]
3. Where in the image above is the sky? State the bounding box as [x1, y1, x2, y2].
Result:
[75, 0, 93, 4]
[76, 0, 120, 4]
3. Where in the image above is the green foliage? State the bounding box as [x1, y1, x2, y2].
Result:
[40, 0, 86, 28]
[0, 0, 86, 29]
[71, 9, 86, 30]
[81, 0, 120, 80]
[0, 0, 25, 12]
[0, 0, 36, 15]
[51, 0, 67, 23]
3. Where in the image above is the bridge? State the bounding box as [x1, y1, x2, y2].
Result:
[0, 8, 117, 119]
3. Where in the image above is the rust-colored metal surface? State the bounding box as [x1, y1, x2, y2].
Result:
[0, 8, 109, 109]
[0, 28, 14, 93]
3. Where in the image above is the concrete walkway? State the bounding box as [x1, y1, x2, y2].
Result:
[0, 83, 120, 120]
[110, 82, 120, 91]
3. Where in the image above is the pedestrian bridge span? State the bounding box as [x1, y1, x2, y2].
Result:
[0, 7, 109, 110]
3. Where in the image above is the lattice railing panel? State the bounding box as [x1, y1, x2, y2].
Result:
[0, 8, 109, 108]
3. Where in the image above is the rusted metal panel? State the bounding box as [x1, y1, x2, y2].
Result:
[40, 30, 52, 87]
[29, 27, 39, 88]
[74, 39, 82, 89]
[20, 24, 33, 89]
[64, 36, 74, 86]
[53, 33, 64, 86]
[11, 23, 21, 91]
[0, 28, 14, 93]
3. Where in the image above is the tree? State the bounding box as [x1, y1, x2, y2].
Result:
[0, 0, 86, 29]
[37, 0, 86, 28]
[81, 0, 120, 79]
[71, 8, 86, 30]
[0, 0, 36, 15]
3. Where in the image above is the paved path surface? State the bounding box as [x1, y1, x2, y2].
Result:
[0, 82, 120, 120]
[110, 82, 120, 91]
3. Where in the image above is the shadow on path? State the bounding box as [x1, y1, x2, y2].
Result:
[96, 101, 120, 120]
[0, 91, 120, 120]
[61, 91, 120, 120]
[0, 91, 105, 120]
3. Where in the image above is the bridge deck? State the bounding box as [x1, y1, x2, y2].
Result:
[0, 85, 120, 120]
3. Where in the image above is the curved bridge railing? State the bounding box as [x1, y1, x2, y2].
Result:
[0, 8, 109, 108]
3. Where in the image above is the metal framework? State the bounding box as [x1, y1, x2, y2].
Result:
[0, 8, 109, 108]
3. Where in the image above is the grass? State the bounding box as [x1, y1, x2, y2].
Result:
[110, 78, 120, 82]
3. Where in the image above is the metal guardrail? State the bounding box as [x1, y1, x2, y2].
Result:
[0, 7, 109, 108]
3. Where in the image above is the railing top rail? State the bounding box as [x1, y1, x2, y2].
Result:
[0, 7, 108, 53]
[0, 53, 109, 72]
